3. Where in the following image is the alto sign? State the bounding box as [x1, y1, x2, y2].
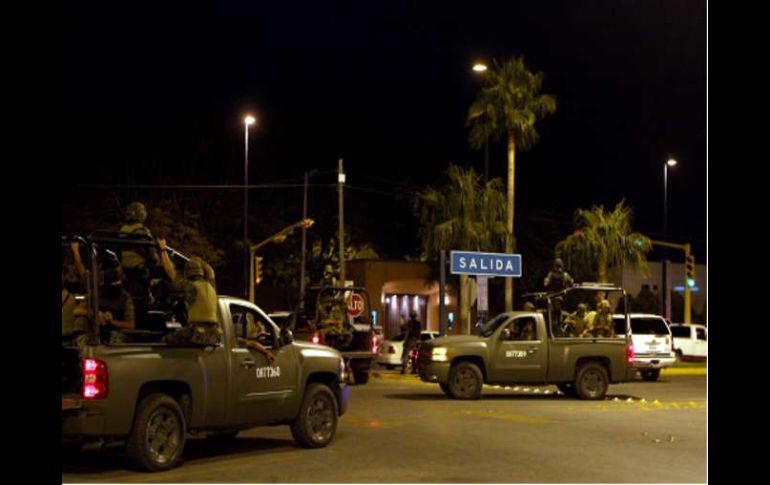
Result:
[450, 251, 522, 278]
[347, 293, 364, 318]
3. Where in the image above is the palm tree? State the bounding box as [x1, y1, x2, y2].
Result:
[555, 200, 652, 283]
[467, 55, 557, 311]
[414, 165, 507, 334]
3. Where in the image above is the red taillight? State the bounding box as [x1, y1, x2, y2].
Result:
[626, 344, 635, 363]
[372, 336, 379, 354]
[82, 358, 108, 400]
[388, 345, 396, 354]
[311, 334, 320, 344]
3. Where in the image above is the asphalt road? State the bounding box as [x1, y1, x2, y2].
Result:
[62, 370, 707, 483]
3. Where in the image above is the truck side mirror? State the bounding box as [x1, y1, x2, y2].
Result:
[500, 328, 511, 340]
[280, 327, 294, 346]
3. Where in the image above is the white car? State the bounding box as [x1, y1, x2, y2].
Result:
[377, 330, 439, 369]
[669, 323, 707, 360]
[613, 313, 676, 381]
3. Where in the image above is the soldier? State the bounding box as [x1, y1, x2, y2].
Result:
[544, 258, 574, 292]
[581, 299, 615, 338]
[161, 246, 221, 346]
[119, 201, 160, 327]
[563, 303, 589, 337]
[97, 265, 136, 343]
[518, 320, 537, 340]
[401, 310, 421, 374]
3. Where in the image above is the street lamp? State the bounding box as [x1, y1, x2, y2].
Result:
[244, 114, 256, 298]
[471, 62, 490, 181]
[662, 158, 677, 319]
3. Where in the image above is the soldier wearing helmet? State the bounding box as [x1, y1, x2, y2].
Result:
[119, 201, 162, 328]
[544, 258, 574, 292]
[162, 248, 221, 346]
[582, 299, 615, 338]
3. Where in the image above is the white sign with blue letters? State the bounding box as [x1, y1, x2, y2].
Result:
[450, 251, 522, 277]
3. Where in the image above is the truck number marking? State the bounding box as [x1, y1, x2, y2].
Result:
[254, 366, 281, 379]
[505, 350, 527, 358]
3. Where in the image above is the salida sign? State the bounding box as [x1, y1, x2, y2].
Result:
[450, 250, 522, 277]
[347, 293, 364, 318]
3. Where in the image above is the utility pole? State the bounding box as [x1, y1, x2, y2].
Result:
[337, 159, 346, 284]
[299, 171, 309, 309]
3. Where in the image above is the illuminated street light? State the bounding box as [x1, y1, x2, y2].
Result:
[472, 63, 488, 72]
[662, 157, 678, 319]
[243, 114, 257, 298]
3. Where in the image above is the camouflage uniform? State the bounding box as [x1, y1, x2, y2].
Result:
[120, 202, 159, 328]
[544, 258, 574, 292]
[584, 300, 614, 338]
[99, 270, 136, 344]
[165, 259, 221, 346]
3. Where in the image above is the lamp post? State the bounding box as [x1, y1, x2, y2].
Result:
[662, 158, 677, 319]
[472, 62, 490, 181]
[244, 115, 256, 299]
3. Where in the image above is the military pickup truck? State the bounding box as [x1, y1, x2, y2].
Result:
[416, 284, 636, 400]
[61, 234, 349, 471]
[283, 286, 377, 385]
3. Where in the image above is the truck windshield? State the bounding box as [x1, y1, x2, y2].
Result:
[479, 313, 510, 338]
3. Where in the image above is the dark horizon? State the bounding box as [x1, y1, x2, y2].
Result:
[63, 1, 707, 262]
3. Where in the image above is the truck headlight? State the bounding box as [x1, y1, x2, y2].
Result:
[432, 347, 448, 362]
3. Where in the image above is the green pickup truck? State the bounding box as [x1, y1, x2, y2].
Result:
[61, 234, 349, 471]
[416, 284, 637, 400]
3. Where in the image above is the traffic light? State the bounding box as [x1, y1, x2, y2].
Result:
[685, 254, 696, 287]
[254, 256, 264, 285]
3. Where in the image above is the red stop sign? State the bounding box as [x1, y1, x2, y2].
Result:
[347, 293, 364, 318]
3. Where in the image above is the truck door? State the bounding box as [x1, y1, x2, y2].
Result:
[229, 303, 298, 426]
[490, 316, 548, 382]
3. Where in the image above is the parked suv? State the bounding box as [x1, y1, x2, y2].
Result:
[669, 323, 707, 361]
[613, 313, 675, 381]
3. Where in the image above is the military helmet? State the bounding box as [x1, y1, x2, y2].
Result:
[523, 302, 536, 311]
[125, 201, 148, 223]
[598, 299, 610, 311]
[576, 303, 588, 313]
[554, 258, 564, 270]
[184, 258, 204, 279]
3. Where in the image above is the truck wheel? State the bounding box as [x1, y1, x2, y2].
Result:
[439, 383, 452, 397]
[448, 362, 483, 400]
[125, 393, 186, 471]
[291, 383, 338, 448]
[641, 369, 661, 381]
[557, 383, 577, 397]
[353, 370, 370, 385]
[575, 362, 609, 400]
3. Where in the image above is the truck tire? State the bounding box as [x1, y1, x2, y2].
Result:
[353, 370, 370, 385]
[557, 383, 577, 397]
[439, 383, 452, 397]
[448, 361, 483, 400]
[641, 369, 661, 381]
[574, 362, 609, 400]
[291, 383, 338, 448]
[125, 393, 186, 471]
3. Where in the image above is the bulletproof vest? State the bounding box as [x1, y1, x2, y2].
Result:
[120, 223, 149, 269]
[100, 286, 127, 320]
[545, 271, 566, 292]
[187, 279, 218, 324]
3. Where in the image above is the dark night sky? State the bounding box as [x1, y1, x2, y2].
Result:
[62, 0, 707, 260]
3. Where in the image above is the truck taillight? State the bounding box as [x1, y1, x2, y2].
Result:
[312, 334, 320, 344]
[372, 336, 379, 354]
[626, 344, 635, 363]
[82, 358, 108, 400]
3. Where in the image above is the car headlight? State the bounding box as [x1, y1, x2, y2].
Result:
[432, 347, 449, 362]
